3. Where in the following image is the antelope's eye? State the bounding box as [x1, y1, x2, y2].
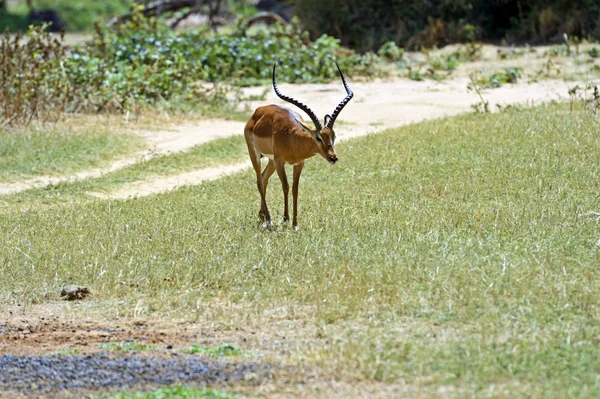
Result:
[316, 136, 322, 143]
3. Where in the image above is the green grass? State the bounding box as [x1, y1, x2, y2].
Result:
[0, 127, 142, 182]
[97, 386, 244, 399]
[1, 103, 600, 396]
[100, 341, 153, 352]
[0, 135, 247, 205]
[48, 348, 81, 355]
[185, 344, 245, 358]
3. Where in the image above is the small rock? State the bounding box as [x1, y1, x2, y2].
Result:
[60, 286, 90, 301]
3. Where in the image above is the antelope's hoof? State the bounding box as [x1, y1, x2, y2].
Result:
[262, 220, 273, 229]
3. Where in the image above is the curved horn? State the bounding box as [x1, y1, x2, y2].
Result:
[326, 62, 354, 129]
[272, 63, 322, 131]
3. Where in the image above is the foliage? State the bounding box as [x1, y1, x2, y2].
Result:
[407, 67, 424, 81]
[0, 7, 29, 32]
[293, 0, 600, 52]
[0, 26, 70, 125]
[1, 10, 382, 125]
[427, 53, 460, 73]
[498, 46, 528, 59]
[100, 341, 154, 352]
[377, 41, 404, 62]
[470, 67, 522, 89]
[587, 46, 600, 58]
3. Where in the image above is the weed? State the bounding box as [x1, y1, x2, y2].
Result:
[49, 349, 81, 355]
[0, 26, 70, 126]
[428, 54, 460, 74]
[377, 41, 404, 62]
[467, 75, 489, 113]
[100, 341, 153, 352]
[470, 67, 521, 89]
[497, 46, 527, 60]
[588, 46, 600, 59]
[407, 67, 425, 81]
[185, 344, 245, 357]
[530, 59, 562, 82]
[568, 83, 600, 113]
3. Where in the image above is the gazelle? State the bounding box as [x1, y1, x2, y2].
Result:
[244, 62, 353, 227]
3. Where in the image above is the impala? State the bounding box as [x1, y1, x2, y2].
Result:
[244, 62, 354, 228]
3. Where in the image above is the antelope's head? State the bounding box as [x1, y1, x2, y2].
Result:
[272, 62, 354, 165]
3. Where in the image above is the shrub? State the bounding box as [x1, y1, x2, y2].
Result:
[63, 11, 382, 108]
[0, 26, 70, 125]
[470, 68, 522, 89]
[1, 10, 384, 125]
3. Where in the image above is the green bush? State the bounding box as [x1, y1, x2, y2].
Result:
[34, 0, 132, 31]
[471, 68, 522, 89]
[62, 11, 381, 108]
[1, 11, 384, 125]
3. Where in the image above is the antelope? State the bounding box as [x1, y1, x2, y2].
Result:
[244, 62, 353, 228]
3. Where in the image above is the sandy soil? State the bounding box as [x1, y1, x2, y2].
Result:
[0, 120, 243, 196]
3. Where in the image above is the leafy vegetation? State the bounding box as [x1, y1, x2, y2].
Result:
[0, 27, 71, 125]
[100, 341, 154, 352]
[470, 67, 522, 89]
[186, 344, 244, 357]
[1, 10, 382, 126]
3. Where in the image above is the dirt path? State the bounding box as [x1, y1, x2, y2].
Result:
[0, 120, 243, 196]
[100, 77, 571, 199]
[0, 74, 573, 198]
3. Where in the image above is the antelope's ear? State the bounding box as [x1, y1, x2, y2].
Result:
[324, 114, 332, 127]
[295, 117, 314, 135]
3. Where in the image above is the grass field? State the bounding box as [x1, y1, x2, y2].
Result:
[1, 102, 600, 397]
[0, 135, 247, 206]
[0, 125, 143, 182]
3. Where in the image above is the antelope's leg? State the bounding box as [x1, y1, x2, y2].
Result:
[244, 132, 271, 224]
[275, 159, 290, 222]
[260, 159, 276, 218]
[292, 161, 304, 227]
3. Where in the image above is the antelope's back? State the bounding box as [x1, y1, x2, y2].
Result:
[247, 105, 300, 139]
